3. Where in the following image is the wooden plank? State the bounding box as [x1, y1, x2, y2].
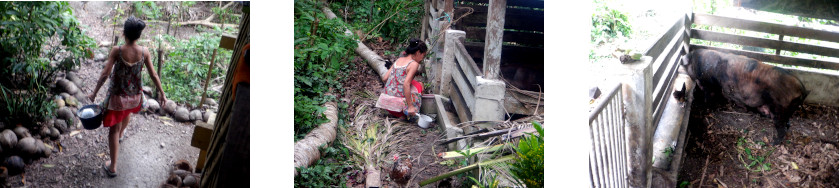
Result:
[456, 4, 544, 18]
[459, 0, 543, 8]
[645, 16, 685, 62]
[464, 42, 544, 67]
[652, 25, 686, 85]
[651, 45, 685, 127]
[693, 13, 839, 44]
[459, 12, 543, 32]
[463, 26, 544, 47]
[690, 44, 839, 70]
[191, 121, 214, 149]
[195, 149, 208, 172]
[449, 80, 472, 122]
[691, 29, 839, 58]
[219, 34, 236, 50]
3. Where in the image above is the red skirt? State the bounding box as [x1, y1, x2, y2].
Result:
[387, 80, 423, 118]
[103, 103, 142, 127]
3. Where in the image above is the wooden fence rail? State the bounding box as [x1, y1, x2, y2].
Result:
[691, 13, 839, 70]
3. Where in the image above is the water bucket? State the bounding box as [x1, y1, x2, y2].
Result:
[78, 104, 104, 130]
[417, 113, 433, 129]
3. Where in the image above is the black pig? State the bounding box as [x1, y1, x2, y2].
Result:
[681, 49, 808, 144]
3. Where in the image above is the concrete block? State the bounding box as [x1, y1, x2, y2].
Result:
[473, 76, 506, 122]
[446, 124, 464, 151]
[421, 94, 438, 114]
[474, 76, 506, 100]
[786, 68, 839, 107]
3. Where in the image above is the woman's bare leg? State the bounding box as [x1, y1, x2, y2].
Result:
[118, 114, 131, 140]
[108, 114, 131, 172]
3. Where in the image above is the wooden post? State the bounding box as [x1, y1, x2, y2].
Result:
[777, 35, 784, 55]
[440, 30, 465, 95]
[444, 0, 453, 17]
[421, 0, 429, 41]
[199, 49, 219, 109]
[482, 0, 505, 79]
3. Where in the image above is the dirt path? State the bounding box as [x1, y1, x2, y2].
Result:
[5, 2, 202, 187]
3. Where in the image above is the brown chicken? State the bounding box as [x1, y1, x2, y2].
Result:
[390, 154, 413, 186]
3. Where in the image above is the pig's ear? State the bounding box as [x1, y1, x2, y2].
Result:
[680, 54, 689, 66]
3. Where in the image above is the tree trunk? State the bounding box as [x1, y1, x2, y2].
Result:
[293, 102, 339, 176]
[365, 164, 381, 188]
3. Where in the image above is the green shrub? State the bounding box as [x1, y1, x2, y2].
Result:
[0, 1, 95, 126]
[155, 32, 232, 107]
[510, 121, 544, 188]
[132, 1, 161, 20]
[330, 0, 423, 44]
[294, 0, 355, 140]
[294, 142, 351, 188]
[591, 0, 632, 43]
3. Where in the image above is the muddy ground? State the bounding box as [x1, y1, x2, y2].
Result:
[678, 92, 839, 187]
[2, 2, 240, 187]
[337, 39, 460, 188]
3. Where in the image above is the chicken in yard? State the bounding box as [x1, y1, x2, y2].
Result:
[390, 154, 413, 186]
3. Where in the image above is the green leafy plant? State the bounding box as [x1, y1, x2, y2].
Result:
[294, 0, 355, 140]
[294, 143, 351, 188]
[0, 1, 95, 126]
[330, 0, 423, 43]
[591, 0, 632, 43]
[133, 1, 161, 20]
[736, 137, 774, 172]
[509, 121, 544, 188]
[153, 32, 232, 107]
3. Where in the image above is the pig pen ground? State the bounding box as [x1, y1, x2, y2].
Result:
[678, 92, 839, 187]
[0, 1, 238, 187]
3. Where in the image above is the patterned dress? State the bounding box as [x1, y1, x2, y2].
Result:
[103, 46, 144, 127]
[383, 60, 421, 114]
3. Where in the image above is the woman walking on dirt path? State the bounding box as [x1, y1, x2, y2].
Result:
[381, 38, 427, 118]
[89, 16, 167, 178]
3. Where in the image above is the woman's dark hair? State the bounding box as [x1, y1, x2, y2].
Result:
[124, 16, 146, 42]
[405, 38, 427, 55]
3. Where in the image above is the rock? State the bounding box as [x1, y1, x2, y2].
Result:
[173, 169, 190, 178]
[189, 110, 202, 121]
[34, 139, 46, 158]
[174, 160, 193, 172]
[202, 111, 213, 122]
[17, 137, 38, 159]
[74, 92, 89, 104]
[4, 156, 24, 176]
[146, 99, 160, 112]
[174, 107, 190, 122]
[590, 86, 601, 99]
[59, 93, 72, 101]
[54, 98, 65, 108]
[70, 106, 78, 117]
[54, 119, 68, 134]
[40, 140, 51, 158]
[39, 127, 50, 138]
[0, 130, 17, 151]
[65, 95, 79, 107]
[142, 86, 153, 96]
[66, 72, 83, 88]
[94, 52, 107, 62]
[160, 143, 165, 148]
[56, 107, 74, 121]
[203, 98, 217, 106]
[49, 127, 60, 140]
[164, 100, 177, 115]
[13, 126, 30, 139]
[182, 175, 198, 188]
[165, 174, 182, 187]
[207, 113, 217, 125]
[56, 79, 79, 94]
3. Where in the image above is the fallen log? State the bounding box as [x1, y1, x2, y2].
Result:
[293, 102, 338, 176]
